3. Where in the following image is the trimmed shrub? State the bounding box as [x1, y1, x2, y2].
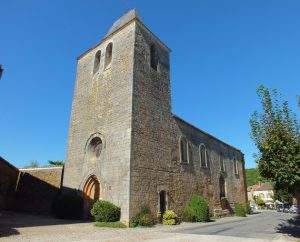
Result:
[91, 200, 120, 222]
[162, 210, 180, 225]
[182, 195, 210, 222]
[52, 192, 83, 219]
[130, 206, 156, 227]
[234, 203, 246, 217]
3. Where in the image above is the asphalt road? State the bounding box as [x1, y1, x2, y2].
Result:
[176, 210, 300, 240]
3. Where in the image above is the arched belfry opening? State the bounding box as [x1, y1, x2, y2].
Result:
[150, 44, 158, 71]
[105, 42, 113, 68]
[83, 175, 100, 218]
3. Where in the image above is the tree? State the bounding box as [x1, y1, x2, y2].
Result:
[250, 85, 300, 196]
[48, 160, 65, 167]
[0, 65, 3, 80]
[24, 160, 39, 168]
[273, 188, 293, 205]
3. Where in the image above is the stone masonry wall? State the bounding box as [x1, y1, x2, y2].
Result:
[129, 20, 247, 219]
[0, 157, 19, 210]
[170, 116, 247, 212]
[130, 21, 173, 219]
[63, 21, 136, 222]
[15, 167, 63, 214]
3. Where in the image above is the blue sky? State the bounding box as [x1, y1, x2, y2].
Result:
[0, 0, 299, 168]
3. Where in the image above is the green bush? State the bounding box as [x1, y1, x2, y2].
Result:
[253, 195, 265, 208]
[130, 206, 156, 227]
[182, 195, 210, 222]
[91, 200, 120, 222]
[245, 202, 251, 214]
[162, 210, 180, 225]
[234, 203, 246, 217]
[52, 192, 83, 219]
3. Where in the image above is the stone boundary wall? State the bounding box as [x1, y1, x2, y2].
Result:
[0, 157, 20, 210]
[15, 167, 63, 214]
[19, 167, 63, 189]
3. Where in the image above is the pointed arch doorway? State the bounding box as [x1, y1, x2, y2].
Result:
[83, 175, 100, 218]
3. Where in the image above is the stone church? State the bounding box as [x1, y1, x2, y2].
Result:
[63, 9, 247, 223]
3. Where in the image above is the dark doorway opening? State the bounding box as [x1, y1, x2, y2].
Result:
[159, 190, 167, 215]
[219, 176, 226, 199]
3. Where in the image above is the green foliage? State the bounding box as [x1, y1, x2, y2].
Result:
[24, 160, 39, 168]
[234, 203, 246, 217]
[253, 195, 265, 208]
[130, 206, 156, 227]
[273, 188, 293, 205]
[52, 192, 83, 219]
[162, 210, 180, 225]
[95, 221, 127, 228]
[250, 85, 300, 196]
[91, 200, 120, 222]
[48, 160, 65, 166]
[245, 202, 251, 214]
[182, 195, 210, 222]
[245, 168, 269, 186]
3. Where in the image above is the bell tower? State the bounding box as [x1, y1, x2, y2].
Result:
[63, 9, 172, 222]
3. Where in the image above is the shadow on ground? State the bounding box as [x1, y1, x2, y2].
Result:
[276, 215, 300, 238]
[0, 211, 89, 238]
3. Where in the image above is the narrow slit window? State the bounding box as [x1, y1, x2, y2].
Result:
[234, 159, 239, 175]
[200, 144, 207, 167]
[220, 155, 225, 172]
[180, 137, 188, 163]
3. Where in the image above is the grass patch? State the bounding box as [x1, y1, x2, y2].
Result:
[95, 221, 127, 228]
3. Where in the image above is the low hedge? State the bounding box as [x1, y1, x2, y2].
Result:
[182, 195, 210, 222]
[130, 206, 156, 227]
[91, 200, 121, 222]
[234, 203, 247, 217]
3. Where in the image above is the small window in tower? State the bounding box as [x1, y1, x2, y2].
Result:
[150, 44, 158, 71]
[105, 43, 113, 68]
[93, 50, 101, 74]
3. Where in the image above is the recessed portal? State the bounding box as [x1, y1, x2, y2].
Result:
[83, 175, 100, 218]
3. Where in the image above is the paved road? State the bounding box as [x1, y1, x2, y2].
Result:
[176, 210, 299, 240]
[1, 210, 299, 241]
